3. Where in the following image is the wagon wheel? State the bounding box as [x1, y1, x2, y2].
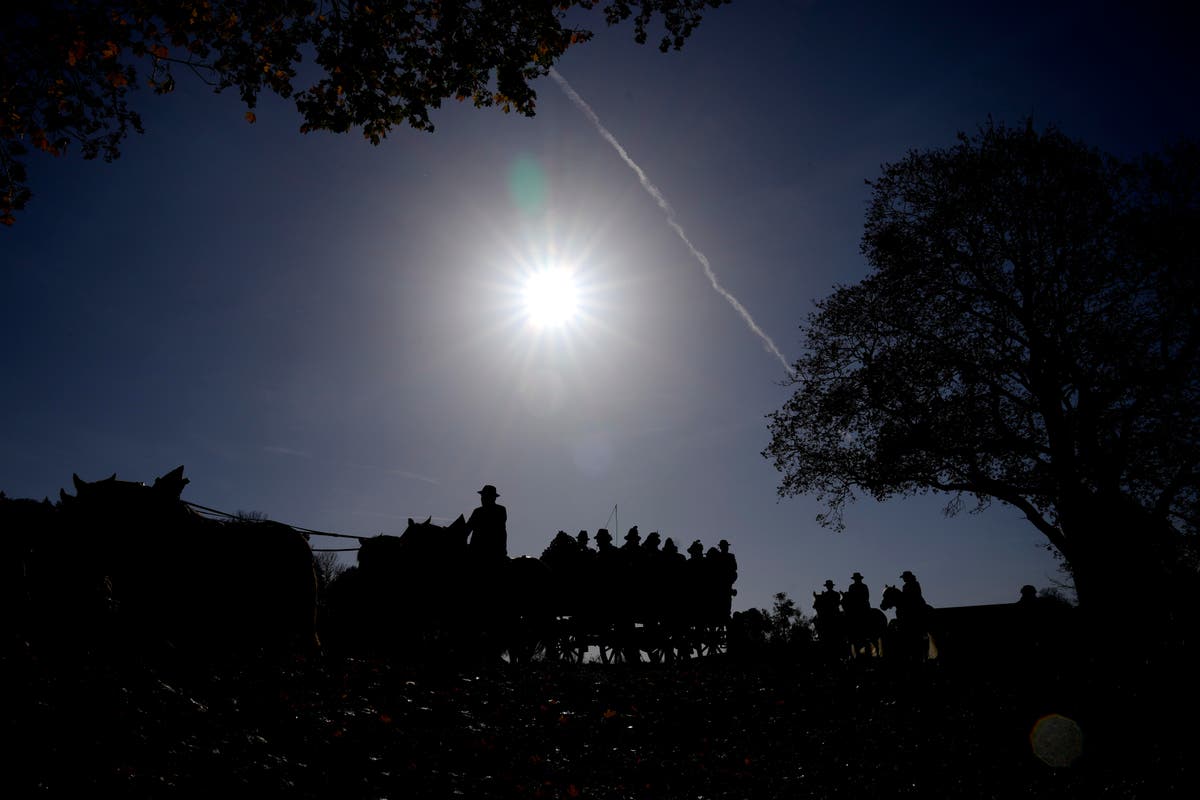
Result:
[558, 639, 588, 663]
[597, 640, 625, 664]
[640, 624, 670, 664]
[554, 623, 589, 664]
[597, 624, 633, 664]
[692, 623, 726, 657]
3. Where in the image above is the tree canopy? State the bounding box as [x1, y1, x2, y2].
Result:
[0, 0, 730, 226]
[763, 120, 1199, 613]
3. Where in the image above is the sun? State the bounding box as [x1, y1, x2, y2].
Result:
[522, 267, 579, 328]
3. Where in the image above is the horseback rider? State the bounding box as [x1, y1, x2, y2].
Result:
[844, 572, 870, 617]
[813, 579, 842, 617]
[843, 572, 884, 657]
[900, 570, 925, 609]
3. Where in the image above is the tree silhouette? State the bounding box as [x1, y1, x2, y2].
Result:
[763, 119, 1199, 633]
[0, 0, 731, 225]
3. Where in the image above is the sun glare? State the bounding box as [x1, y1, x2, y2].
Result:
[522, 268, 579, 328]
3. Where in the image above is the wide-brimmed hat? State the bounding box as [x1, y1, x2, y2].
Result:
[823, 579, 835, 588]
[477, 484, 499, 497]
[900, 570, 916, 580]
[851, 572, 864, 580]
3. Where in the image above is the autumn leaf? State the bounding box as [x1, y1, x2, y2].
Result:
[150, 45, 170, 59]
[101, 41, 121, 59]
[107, 72, 129, 87]
[244, 111, 257, 124]
[67, 41, 86, 66]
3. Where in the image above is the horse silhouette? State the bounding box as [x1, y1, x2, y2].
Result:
[812, 589, 848, 661]
[330, 515, 555, 664]
[844, 605, 888, 658]
[40, 466, 319, 659]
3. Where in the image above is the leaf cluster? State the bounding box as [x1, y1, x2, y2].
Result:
[0, 0, 731, 225]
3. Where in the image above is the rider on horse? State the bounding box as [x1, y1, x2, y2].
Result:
[845, 572, 870, 615]
[814, 579, 842, 617]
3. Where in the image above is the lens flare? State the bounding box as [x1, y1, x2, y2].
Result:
[522, 268, 579, 328]
[1030, 713, 1083, 767]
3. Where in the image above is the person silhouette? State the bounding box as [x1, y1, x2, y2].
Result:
[900, 570, 925, 609]
[642, 531, 662, 553]
[466, 484, 507, 561]
[814, 579, 842, 616]
[622, 526, 642, 550]
[845, 572, 870, 615]
[662, 537, 685, 564]
[714, 539, 738, 598]
[594, 528, 614, 553]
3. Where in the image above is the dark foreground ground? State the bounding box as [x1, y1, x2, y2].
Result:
[7, 645, 1196, 798]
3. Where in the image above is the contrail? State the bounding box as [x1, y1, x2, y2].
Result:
[549, 68, 795, 379]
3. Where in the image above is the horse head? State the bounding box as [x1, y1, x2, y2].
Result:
[879, 584, 901, 611]
[447, 514, 469, 546]
[151, 465, 189, 499]
[400, 514, 469, 558]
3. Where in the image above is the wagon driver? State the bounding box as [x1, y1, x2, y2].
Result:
[467, 484, 508, 562]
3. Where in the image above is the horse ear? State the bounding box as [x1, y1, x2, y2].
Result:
[407, 518, 414, 526]
[455, 514, 466, 525]
[424, 516, 432, 525]
[72, 473, 85, 492]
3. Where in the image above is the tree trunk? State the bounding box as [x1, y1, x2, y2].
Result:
[1059, 492, 1183, 655]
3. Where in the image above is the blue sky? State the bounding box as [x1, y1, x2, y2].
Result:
[3, 1, 1196, 615]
